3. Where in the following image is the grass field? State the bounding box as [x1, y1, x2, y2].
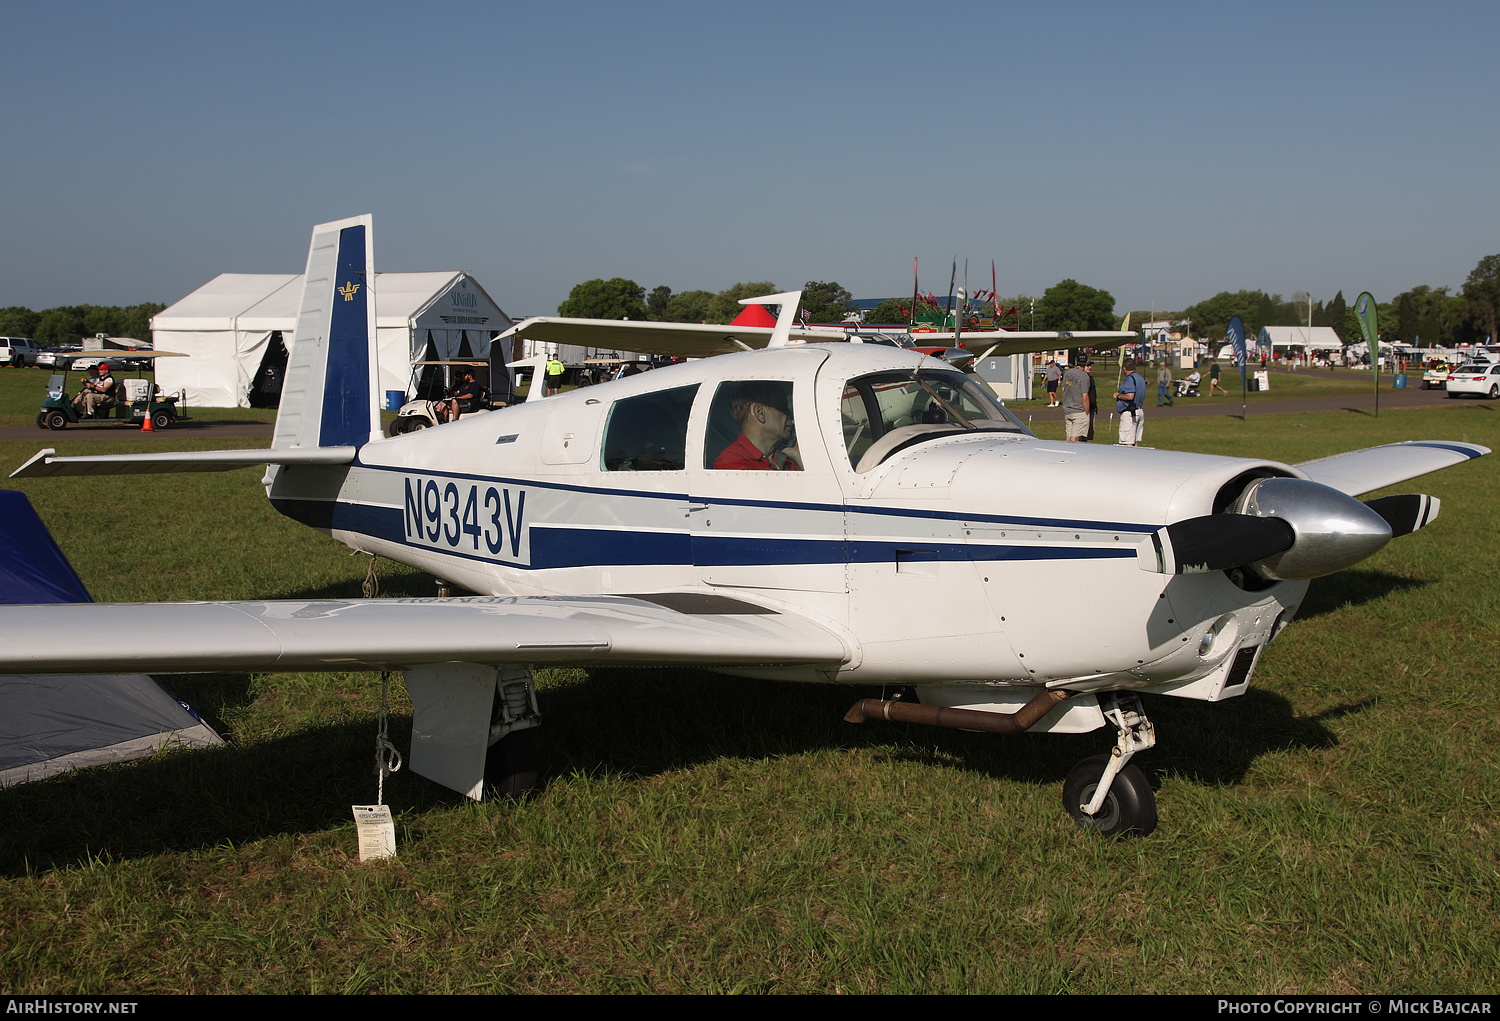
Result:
[1, 399, 1498, 994]
[0, 367, 279, 429]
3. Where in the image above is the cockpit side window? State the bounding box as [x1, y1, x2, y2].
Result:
[601, 384, 699, 471]
[840, 368, 1032, 468]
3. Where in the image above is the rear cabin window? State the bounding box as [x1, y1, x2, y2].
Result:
[601, 384, 699, 471]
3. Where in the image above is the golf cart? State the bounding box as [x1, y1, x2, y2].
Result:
[35, 352, 189, 431]
[386, 360, 513, 436]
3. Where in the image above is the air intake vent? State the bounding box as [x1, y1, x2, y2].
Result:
[1226, 645, 1259, 689]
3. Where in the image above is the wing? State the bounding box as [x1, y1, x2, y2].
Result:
[953, 331, 1138, 359]
[0, 593, 851, 802]
[499, 317, 848, 360]
[1296, 441, 1490, 497]
[0, 594, 852, 674]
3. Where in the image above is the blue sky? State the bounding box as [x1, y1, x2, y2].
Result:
[4, 1, 1496, 318]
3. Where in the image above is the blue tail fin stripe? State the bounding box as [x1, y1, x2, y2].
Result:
[319, 225, 372, 448]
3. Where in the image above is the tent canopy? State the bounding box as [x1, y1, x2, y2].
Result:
[152, 272, 511, 407]
[1257, 326, 1344, 351]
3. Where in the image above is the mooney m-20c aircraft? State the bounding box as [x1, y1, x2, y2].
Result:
[5, 217, 1488, 836]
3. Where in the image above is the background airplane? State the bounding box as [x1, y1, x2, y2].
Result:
[5, 216, 1488, 837]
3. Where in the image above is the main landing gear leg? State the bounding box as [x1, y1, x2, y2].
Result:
[485, 668, 542, 799]
[1063, 693, 1158, 837]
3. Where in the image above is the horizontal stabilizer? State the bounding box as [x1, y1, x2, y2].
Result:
[1363, 494, 1440, 537]
[0, 595, 851, 674]
[10, 447, 357, 479]
[1297, 441, 1489, 497]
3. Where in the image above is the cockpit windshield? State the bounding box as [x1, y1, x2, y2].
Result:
[840, 367, 1033, 469]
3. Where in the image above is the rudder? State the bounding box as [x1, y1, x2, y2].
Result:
[272, 215, 381, 450]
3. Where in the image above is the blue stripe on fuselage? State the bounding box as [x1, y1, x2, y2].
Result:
[311, 497, 1136, 571]
[347, 461, 1158, 534]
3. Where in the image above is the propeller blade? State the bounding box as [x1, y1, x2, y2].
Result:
[1362, 494, 1439, 537]
[1139, 515, 1295, 575]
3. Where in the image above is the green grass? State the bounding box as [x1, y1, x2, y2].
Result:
[1008, 363, 1410, 412]
[0, 402, 1498, 993]
[0, 367, 278, 427]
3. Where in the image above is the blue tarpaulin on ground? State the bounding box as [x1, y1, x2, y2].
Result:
[0, 490, 222, 787]
[0, 490, 92, 604]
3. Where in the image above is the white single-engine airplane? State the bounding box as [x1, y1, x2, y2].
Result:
[5, 216, 1489, 836]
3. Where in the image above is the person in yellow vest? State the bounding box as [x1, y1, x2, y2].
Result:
[546, 356, 565, 396]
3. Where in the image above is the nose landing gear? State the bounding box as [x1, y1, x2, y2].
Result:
[1063, 693, 1157, 837]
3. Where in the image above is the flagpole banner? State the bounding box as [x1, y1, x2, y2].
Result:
[1355, 292, 1379, 416]
[1227, 314, 1247, 418]
[1227, 315, 1247, 379]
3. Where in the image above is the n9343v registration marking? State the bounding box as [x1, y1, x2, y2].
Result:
[403, 475, 529, 564]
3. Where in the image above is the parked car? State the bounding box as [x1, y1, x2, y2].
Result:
[1444, 363, 1500, 399]
[0, 337, 41, 367]
[70, 354, 151, 373]
[35, 345, 82, 370]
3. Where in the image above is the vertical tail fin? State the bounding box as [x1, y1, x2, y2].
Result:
[272, 215, 381, 449]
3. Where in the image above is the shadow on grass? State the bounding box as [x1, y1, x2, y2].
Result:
[1296, 568, 1428, 621]
[535, 668, 1356, 808]
[0, 665, 1361, 873]
[0, 712, 449, 876]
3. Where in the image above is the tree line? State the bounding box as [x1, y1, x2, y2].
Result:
[558, 277, 1123, 331]
[0, 304, 166, 346]
[557, 278, 860, 325]
[1138, 253, 1500, 347]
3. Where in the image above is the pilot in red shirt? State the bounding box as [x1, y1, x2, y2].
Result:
[711, 381, 801, 471]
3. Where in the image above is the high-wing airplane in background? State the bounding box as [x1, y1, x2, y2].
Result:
[4, 216, 1488, 836]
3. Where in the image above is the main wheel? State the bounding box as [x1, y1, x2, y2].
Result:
[485, 727, 540, 800]
[35, 411, 49, 430]
[406, 418, 430, 431]
[151, 410, 171, 430]
[1062, 754, 1157, 837]
[1490, 384, 1498, 400]
[44, 410, 67, 431]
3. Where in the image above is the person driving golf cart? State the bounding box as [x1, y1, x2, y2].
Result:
[439, 370, 484, 423]
[73, 363, 117, 414]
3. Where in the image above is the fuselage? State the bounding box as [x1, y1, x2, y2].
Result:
[265, 344, 1306, 702]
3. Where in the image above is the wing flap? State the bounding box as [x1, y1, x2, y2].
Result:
[0, 595, 851, 673]
[1296, 441, 1489, 496]
[10, 447, 357, 479]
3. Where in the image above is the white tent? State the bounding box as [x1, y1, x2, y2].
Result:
[151, 272, 511, 408]
[1257, 326, 1344, 353]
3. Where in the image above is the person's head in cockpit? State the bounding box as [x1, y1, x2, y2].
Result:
[713, 381, 800, 471]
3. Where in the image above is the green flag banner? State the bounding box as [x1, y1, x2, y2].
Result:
[1355, 291, 1379, 416]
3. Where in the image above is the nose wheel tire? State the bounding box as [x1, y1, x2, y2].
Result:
[1063, 754, 1157, 837]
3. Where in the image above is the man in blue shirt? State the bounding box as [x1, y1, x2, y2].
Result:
[1114, 357, 1146, 446]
